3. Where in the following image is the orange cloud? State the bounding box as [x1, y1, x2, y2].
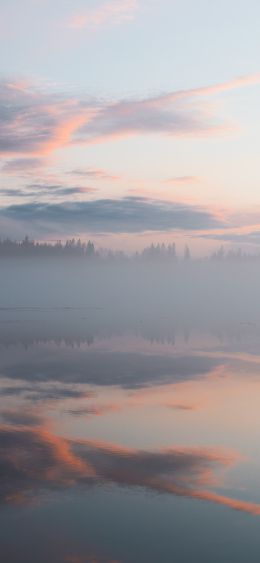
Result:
[158, 483, 260, 516]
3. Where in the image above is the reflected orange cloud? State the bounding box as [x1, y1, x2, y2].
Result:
[164, 402, 200, 411]
[176, 489, 260, 515]
[0, 422, 259, 515]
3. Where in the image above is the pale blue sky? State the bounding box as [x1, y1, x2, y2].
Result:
[1, 0, 259, 92]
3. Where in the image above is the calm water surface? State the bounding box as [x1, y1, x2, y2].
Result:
[0, 308, 260, 562]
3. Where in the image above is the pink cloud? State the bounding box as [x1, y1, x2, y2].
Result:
[76, 73, 260, 144]
[0, 80, 96, 157]
[148, 73, 260, 106]
[163, 176, 201, 185]
[1, 72, 259, 161]
[67, 0, 138, 31]
[39, 114, 88, 155]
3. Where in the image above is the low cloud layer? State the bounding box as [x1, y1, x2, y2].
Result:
[0, 196, 222, 236]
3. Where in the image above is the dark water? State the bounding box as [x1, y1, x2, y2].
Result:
[0, 306, 260, 562]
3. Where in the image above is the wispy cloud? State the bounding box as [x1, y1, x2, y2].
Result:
[163, 176, 201, 185]
[1, 158, 45, 174]
[78, 73, 260, 144]
[68, 168, 121, 181]
[0, 80, 93, 157]
[0, 184, 96, 200]
[1, 73, 259, 160]
[200, 229, 260, 245]
[66, 0, 138, 31]
[150, 73, 260, 105]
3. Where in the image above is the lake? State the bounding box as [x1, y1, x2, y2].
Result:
[0, 300, 260, 562]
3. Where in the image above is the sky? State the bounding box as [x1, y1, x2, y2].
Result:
[0, 0, 260, 254]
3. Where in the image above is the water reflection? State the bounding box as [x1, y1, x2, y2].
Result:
[1, 420, 259, 517]
[1, 309, 260, 561]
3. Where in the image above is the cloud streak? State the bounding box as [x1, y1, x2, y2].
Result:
[0, 185, 96, 200]
[68, 168, 121, 181]
[163, 176, 200, 185]
[200, 229, 260, 245]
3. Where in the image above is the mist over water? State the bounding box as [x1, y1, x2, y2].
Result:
[0, 258, 260, 562]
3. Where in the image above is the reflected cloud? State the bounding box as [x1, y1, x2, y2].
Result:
[0, 409, 44, 426]
[164, 402, 200, 412]
[65, 556, 120, 563]
[66, 404, 121, 418]
[0, 349, 221, 389]
[0, 422, 259, 515]
[0, 383, 94, 403]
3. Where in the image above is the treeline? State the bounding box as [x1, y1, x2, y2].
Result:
[0, 237, 259, 262]
[0, 237, 96, 258]
[0, 238, 190, 261]
[0, 238, 183, 260]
